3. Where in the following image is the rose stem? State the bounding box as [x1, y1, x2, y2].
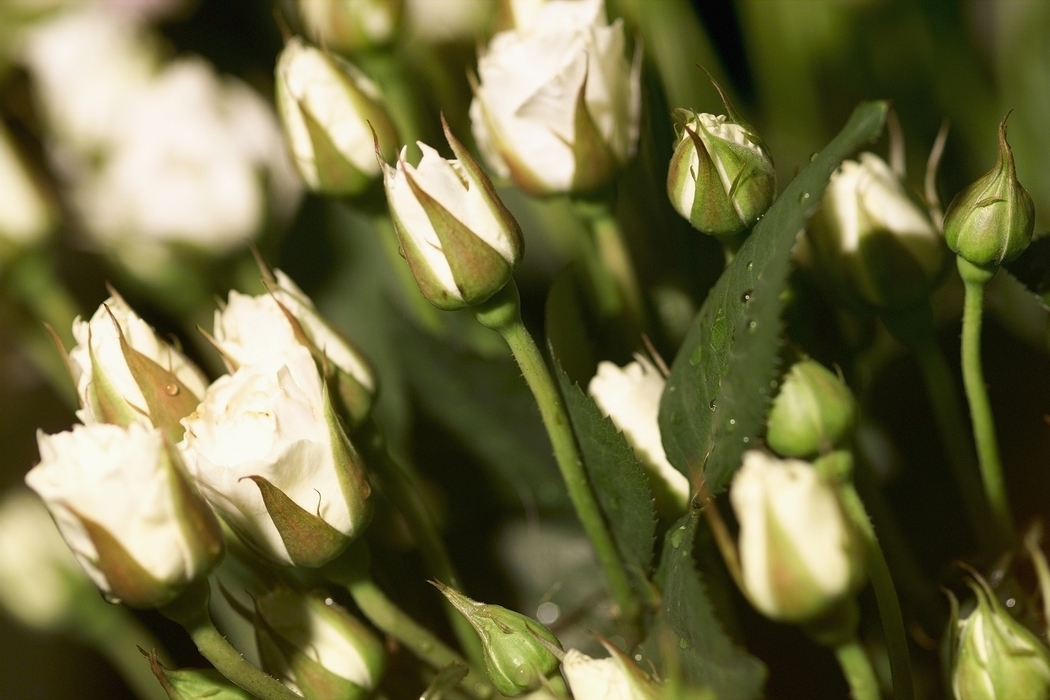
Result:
[839, 479, 914, 700]
[357, 419, 486, 670]
[833, 638, 881, 700]
[159, 580, 301, 700]
[957, 257, 1015, 549]
[325, 543, 493, 699]
[472, 280, 641, 631]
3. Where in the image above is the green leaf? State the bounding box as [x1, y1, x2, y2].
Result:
[550, 346, 657, 580]
[641, 511, 766, 700]
[658, 101, 889, 494]
[396, 321, 566, 510]
[1005, 235, 1050, 310]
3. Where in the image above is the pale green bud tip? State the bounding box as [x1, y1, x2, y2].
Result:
[434, 582, 561, 696]
[944, 115, 1035, 268]
[667, 111, 776, 238]
[950, 572, 1050, 700]
[766, 359, 857, 459]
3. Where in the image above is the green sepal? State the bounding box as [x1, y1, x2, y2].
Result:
[87, 326, 137, 426]
[147, 649, 254, 700]
[301, 104, 373, 197]
[401, 164, 512, 306]
[108, 309, 201, 443]
[72, 508, 178, 608]
[569, 66, 619, 194]
[322, 382, 372, 537]
[246, 475, 351, 568]
[441, 115, 524, 264]
[684, 122, 744, 237]
[164, 441, 224, 574]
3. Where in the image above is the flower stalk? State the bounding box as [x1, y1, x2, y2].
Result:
[471, 280, 640, 630]
[833, 639, 880, 700]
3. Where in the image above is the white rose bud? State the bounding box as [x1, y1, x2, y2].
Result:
[0, 121, 55, 256]
[562, 640, 661, 700]
[807, 152, 947, 310]
[0, 488, 93, 631]
[949, 572, 1050, 700]
[667, 111, 776, 238]
[68, 294, 208, 442]
[180, 345, 372, 567]
[381, 118, 524, 310]
[297, 0, 403, 54]
[276, 37, 399, 197]
[730, 451, 865, 624]
[213, 270, 377, 426]
[255, 587, 386, 700]
[588, 355, 690, 515]
[470, 0, 641, 196]
[405, 0, 495, 43]
[25, 423, 224, 609]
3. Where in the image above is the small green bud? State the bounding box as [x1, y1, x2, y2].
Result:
[434, 582, 561, 696]
[767, 359, 857, 459]
[947, 571, 1050, 700]
[255, 587, 386, 700]
[944, 115, 1035, 269]
[667, 110, 776, 238]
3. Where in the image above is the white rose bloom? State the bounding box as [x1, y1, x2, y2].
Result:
[74, 58, 301, 275]
[180, 345, 371, 566]
[562, 647, 660, 700]
[19, 7, 158, 154]
[807, 152, 945, 309]
[0, 488, 90, 630]
[588, 355, 690, 514]
[26, 423, 223, 608]
[213, 270, 375, 420]
[68, 294, 208, 429]
[275, 37, 398, 196]
[729, 450, 865, 623]
[0, 121, 53, 250]
[381, 125, 524, 310]
[470, 0, 641, 195]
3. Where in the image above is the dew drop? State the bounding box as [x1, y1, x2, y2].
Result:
[729, 418, 736, 425]
[397, 246, 407, 259]
[1006, 598, 1017, 608]
[709, 399, 717, 411]
[670, 527, 686, 549]
[746, 261, 754, 271]
[799, 192, 811, 204]
[743, 436, 750, 443]
[165, 383, 179, 396]
[748, 320, 757, 332]
[810, 152, 820, 162]
[740, 290, 753, 303]
[678, 638, 689, 650]
[324, 597, 335, 606]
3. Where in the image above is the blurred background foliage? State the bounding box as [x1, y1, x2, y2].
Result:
[1, 1, 1049, 698]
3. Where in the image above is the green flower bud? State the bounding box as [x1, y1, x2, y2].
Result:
[255, 587, 386, 700]
[807, 152, 947, 310]
[276, 37, 399, 198]
[947, 572, 1050, 700]
[435, 582, 561, 696]
[944, 115, 1035, 269]
[667, 110, 776, 238]
[767, 359, 857, 459]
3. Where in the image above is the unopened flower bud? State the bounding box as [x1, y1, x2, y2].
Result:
[766, 359, 857, 459]
[470, 0, 641, 195]
[948, 571, 1050, 700]
[808, 152, 946, 309]
[382, 119, 524, 310]
[668, 111, 776, 238]
[0, 121, 54, 257]
[297, 0, 403, 53]
[944, 116, 1035, 269]
[27, 423, 224, 608]
[588, 355, 690, 515]
[562, 639, 661, 700]
[180, 345, 372, 567]
[276, 37, 398, 197]
[213, 269, 377, 427]
[255, 587, 385, 700]
[436, 582, 561, 696]
[730, 451, 865, 625]
[147, 650, 254, 700]
[68, 294, 209, 442]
